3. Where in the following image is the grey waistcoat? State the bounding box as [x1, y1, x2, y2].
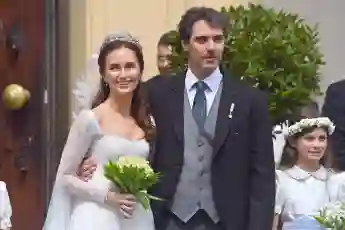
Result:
[170, 82, 222, 223]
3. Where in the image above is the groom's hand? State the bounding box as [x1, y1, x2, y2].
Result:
[77, 156, 97, 181]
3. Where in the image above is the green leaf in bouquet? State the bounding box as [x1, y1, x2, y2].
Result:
[134, 190, 164, 210]
[314, 216, 326, 225]
[119, 165, 140, 192]
[146, 193, 164, 201]
[115, 164, 157, 193]
[104, 161, 130, 192]
[135, 190, 151, 210]
[144, 172, 161, 187]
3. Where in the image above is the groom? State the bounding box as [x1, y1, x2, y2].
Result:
[80, 7, 275, 230]
[146, 7, 275, 230]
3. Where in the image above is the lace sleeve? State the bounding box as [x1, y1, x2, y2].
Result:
[0, 181, 12, 229]
[56, 110, 107, 203]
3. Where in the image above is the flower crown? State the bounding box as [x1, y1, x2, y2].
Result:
[100, 32, 141, 52]
[286, 117, 335, 137]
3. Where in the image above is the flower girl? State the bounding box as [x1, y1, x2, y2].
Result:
[273, 117, 345, 230]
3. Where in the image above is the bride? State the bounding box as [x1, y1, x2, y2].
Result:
[43, 32, 155, 230]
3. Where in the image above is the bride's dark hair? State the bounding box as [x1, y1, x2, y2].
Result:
[91, 35, 155, 141]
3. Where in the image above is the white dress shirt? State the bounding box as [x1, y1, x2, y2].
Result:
[185, 67, 223, 114]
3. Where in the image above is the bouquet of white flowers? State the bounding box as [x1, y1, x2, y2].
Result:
[314, 202, 345, 230]
[104, 156, 162, 210]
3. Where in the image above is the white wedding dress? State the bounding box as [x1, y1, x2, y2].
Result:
[43, 109, 155, 230]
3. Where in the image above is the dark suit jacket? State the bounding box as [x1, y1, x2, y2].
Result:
[322, 79, 345, 170]
[145, 71, 275, 230]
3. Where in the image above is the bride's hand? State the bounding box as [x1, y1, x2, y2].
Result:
[105, 191, 136, 218]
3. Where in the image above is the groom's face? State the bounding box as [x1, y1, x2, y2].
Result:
[184, 20, 224, 76]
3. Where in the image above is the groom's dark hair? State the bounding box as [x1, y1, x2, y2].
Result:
[178, 7, 228, 42]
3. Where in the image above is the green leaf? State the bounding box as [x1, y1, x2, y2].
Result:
[146, 194, 164, 201]
[104, 161, 129, 192]
[135, 191, 151, 210]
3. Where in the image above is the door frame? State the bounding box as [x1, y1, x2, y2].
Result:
[42, 0, 62, 210]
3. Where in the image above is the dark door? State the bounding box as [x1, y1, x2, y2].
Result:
[0, 0, 46, 229]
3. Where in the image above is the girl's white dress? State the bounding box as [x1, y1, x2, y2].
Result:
[43, 110, 155, 230]
[275, 166, 345, 230]
[0, 181, 12, 229]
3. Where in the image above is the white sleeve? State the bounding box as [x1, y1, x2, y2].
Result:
[0, 182, 12, 229]
[56, 110, 107, 203]
[275, 170, 286, 214]
[331, 172, 345, 202]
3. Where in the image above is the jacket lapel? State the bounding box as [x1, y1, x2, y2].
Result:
[213, 73, 238, 156]
[169, 73, 185, 143]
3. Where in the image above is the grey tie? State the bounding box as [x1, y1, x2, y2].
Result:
[192, 81, 208, 128]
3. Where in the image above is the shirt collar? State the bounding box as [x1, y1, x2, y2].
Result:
[185, 67, 222, 92]
[285, 165, 329, 181]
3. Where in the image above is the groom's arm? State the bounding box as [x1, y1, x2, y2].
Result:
[143, 75, 168, 167]
[248, 90, 275, 230]
[142, 78, 158, 167]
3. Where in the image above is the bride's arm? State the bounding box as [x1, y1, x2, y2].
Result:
[56, 110, 107, 203]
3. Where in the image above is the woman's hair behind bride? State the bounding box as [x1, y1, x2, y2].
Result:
[91, 33, 155, 141]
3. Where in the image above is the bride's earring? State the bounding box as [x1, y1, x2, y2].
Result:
[103, 78, 109, 88]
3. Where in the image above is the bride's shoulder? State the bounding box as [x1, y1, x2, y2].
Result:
[72, 109, 99, 132]
[75, 109, 95, 121]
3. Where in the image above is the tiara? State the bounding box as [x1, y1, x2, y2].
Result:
[100, 32, 141, 51]
[286, 117, 335, 137]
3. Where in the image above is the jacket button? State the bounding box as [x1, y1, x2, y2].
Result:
[197, 138, 204, 147]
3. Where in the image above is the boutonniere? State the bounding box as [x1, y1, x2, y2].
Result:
[228, 103, 235, 119]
